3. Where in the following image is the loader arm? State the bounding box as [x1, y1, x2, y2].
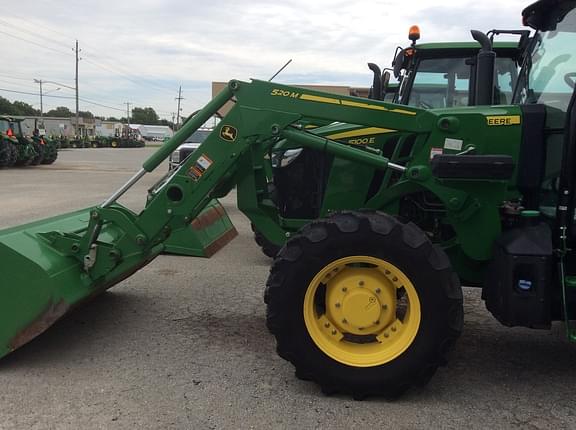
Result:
[0, 79, 438, 358]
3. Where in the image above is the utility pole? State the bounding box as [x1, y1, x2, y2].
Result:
[124, 102, 132, 137]
[175, 86, 184, 130]
[74, 40, 81, 137]
[34, 79, 43, 117]
[171, 112, 176, 129]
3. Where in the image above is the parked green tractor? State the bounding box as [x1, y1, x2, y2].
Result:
[0, 0, 574, 399]
[0, 125, 17, 167]
[31, 131, 58, 165]
[0, 117, 36, 166]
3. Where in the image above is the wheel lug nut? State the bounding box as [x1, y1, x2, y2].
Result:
[358, 281, 364, 287]
[374, 320, 380, 325]
[324, 323, 330, 328]
[392, 276, 398, 282]
[331, 330, 337, 335]
[335, 303, 341, 308]
[391, 326, 397, 332]
[358, 327, 364, 331]
[342, 319, 347, 324]
[384, 333, 389, 338]
[375, 288, 381, 294]
[382, 304, 388, 310]
[342, 287, 347, 292]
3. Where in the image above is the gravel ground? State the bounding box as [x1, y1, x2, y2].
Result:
[0, 148, 575, 430]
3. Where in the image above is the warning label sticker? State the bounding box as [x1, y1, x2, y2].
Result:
[444, 138, 463, 151]
[187, 154, 213, 181]
[430, 147, 443, 159]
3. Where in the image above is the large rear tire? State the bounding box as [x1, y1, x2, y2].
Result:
[265, 211, 463, 399]
[0, 141, 11, 167]
[7, 142, 17, 166]
[41, 143, 58, 164]
[31, 142, 45, 165]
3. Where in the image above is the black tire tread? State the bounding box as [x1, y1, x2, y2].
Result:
[265, 210, 463, 399]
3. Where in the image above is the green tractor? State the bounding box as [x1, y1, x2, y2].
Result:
[251, 30, 527, 257]
[0, 0, 575, 399]
[0, 117, 36, 166]
[31, 129, 59, 165]
[0, 123, 18, 168]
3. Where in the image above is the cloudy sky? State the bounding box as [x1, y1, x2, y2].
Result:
[0, 0, 530, 120]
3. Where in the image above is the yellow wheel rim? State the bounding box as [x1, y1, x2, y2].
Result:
[304, 256, 421, 367]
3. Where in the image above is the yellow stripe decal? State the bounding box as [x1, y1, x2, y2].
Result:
[340, 100, 387, 111]
[300, 94, 341, 104]
[390, 108, 417, 116]
[327, 127, 396, 140]
[486, 115, 521, 126]
[298, 93, 417, 116]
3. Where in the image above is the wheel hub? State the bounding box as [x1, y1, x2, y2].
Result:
[326, 270, 396, 336]
[342, 290, 380, 329]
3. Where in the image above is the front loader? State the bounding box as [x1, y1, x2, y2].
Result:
[0, 0, 575, 399]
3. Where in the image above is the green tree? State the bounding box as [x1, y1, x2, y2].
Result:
[158, 119, 174, 128]
[0, 96, 14, 115]
[12, 101, 39, 116]
[45, 106, 73, 117]
[78, 110, 94, 119]
[131, 107, 159, 124]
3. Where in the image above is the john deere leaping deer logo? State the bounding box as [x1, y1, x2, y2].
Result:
[220, 125, 238, 142]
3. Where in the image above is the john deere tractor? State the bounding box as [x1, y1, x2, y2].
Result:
[0, 117, 35, 166]
[0, 122, 17, 167]
[0, 0, 575, 399]
[251, 30, 526, 257]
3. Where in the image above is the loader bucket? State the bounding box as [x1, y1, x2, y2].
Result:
[0, 207, 163, 360]
[162, 199, 238, 257]
[0, 82, 238, 359]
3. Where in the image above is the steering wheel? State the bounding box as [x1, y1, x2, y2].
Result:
[418, 101, 433, 109]
[564, 72, 576, 89]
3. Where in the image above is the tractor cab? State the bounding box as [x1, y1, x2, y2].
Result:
[383, 28, 527, 108]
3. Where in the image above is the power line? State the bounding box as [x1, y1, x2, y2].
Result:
[82, 55, 179, 96]
[0, 29, 73, 57]
[0, 87, 75, 99]
[80, 97, 124, 112]
[0, 17, 74, 52]
[0, 87, 129, 112]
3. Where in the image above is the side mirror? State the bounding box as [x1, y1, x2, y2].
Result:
[392, 49, 405, 79]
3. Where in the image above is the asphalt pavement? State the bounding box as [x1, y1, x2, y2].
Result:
[0, 147, 575, 429]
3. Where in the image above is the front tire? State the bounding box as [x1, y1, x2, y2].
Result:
[265, 211, 463, 399]
[251, 223, 282, 258]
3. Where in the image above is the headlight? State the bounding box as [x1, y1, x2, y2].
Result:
[170, 150, 180, 164]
